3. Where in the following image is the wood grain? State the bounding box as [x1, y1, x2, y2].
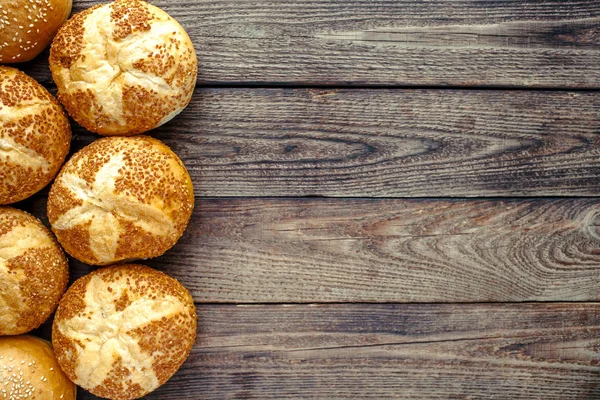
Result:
[69, 303, 600, 399]
[22, 197, 599, 303]
[53, 88, 600, 197]
[20, 0, 600, 87]
[10, 2, 600, 399]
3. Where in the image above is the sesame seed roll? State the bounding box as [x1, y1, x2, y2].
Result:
[47, 135, 194, 266]
[53, 264, 197, 400]
[0, 335, 77, 400]
[0, 0, 72, 63]
[0, 67, 71, 205]
[0, 207, 69, 336]
[49, 0, 197, 136]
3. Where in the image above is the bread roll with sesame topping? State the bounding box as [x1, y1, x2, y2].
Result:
[0, 67, 71, 205]
[0, 0, 72, 63]
[0, 335, 77, 400]
[0, 207, 69, 336]
[53, 264, 196, 400]
[47, 135, 194, 266]
[49, 0, 197, 136]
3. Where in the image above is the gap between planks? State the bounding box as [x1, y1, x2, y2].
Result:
[19, 0, 600, 88]
[35, 82, 600, 91]
[22, 87, 600, 198]
[70, 301, 600, 399]
[18, 196, 600, 303]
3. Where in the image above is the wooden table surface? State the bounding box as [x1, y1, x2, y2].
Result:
[17, 0, 600, 398]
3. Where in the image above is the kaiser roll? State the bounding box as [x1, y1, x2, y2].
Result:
[0, 0, 72, 63]
[49, 0, 197, 136]
[53, 264, 196, 400]
[0, 207, 69, 336]
[0, 335, 77, 400]
[0, 66, 71, 205]
[47, 135, 194, 266]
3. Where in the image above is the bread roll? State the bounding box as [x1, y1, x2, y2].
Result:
[49, 0, 197, 136]
[47, 135, 194, 266]
[0, 335, 77, 399]
[0, 66, 71, 205]
[53, 264, 196, 400]
[0, 0, 72, 63]
[0, 207, 69, 336]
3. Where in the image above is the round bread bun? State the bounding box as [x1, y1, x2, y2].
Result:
[0, 335, 77, 399]
[49, 0, 197, 136]
[0, 207, 69, 336]
[0, 0, 72, 63]
[53, 264, 196, 400]
[0, 66, 71, 205]
[47, 135, 194, 266]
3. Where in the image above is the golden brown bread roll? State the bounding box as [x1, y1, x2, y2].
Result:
[53, 264, 197, 400]
[0, 66, 71, 205]
[0, 335, 77, 399]
[0, 0, 72, 63]
[47, 135, 194, 266]
[49, 0, 197, 136]
[0, 207, 69, 336]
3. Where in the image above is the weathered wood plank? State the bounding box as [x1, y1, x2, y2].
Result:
[21, 197, 600, 303]
[56, 88, 600, 197]
[20, 0, 600, 87]
[70, 303, 600, 399]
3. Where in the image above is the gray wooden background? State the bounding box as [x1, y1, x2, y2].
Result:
[19, 0, 600, 398]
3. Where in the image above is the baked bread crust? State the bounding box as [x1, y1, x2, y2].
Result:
[49, 0, 197, 136]
[47, 135, 194, 265]
[0, 0, 72, 63]
[0, 335, 77, 399]
[0, 207, 69, 335]
[0, 66, 71, 205]
[53, 264, 197, 400]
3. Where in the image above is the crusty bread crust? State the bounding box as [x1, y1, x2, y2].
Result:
[53, 264, 197, 400]
[0, 335, 77, 399]
[0, 0, 72, 63]
[49, 0, 197, 136]
[0, 207, 69, 335]
[0, 66, 71, 205]
[47, 135, 194, 265]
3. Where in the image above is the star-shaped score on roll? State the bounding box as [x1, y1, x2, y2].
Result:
[50, 153, 176, 264]
[46, 135, 195, 266]
[52, 264, 197, 399]
[0, 207, 69, 335]
[0, 66, 71, 205]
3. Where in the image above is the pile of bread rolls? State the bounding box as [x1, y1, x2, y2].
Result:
[1, 1, 198, 399]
